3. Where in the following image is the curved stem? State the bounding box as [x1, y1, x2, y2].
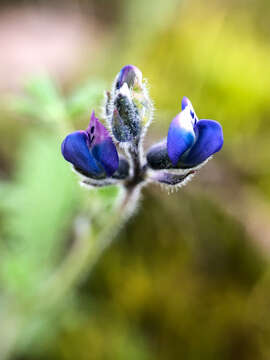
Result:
[124, 138, 146, 188]
[37, 137, 146, 308]
[2, 181, 143, 360]
[36, 188, 136, 308]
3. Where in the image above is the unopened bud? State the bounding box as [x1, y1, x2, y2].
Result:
[112, 87, 141, 142]
[115, 65, 143, 90]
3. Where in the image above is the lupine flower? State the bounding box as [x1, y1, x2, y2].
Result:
[147, 97, 223, 171]
[59, 67, 224, 300]
[62, 66, 223, 191]
[61, 111, 119, 179]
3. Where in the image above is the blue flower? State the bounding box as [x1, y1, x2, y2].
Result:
[62, 66, 223, 191]
[61, 111, 119, 178]
[147, 97, 223, 170]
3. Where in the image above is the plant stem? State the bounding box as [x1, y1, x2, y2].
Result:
[1, 185, 140, 360]
[36, 188, 132, 307]
[124, 137, 146, 188]
[37, 136, 146, 306]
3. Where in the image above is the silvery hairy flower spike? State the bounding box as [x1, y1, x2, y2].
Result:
[106, 65, 153, 144]
[61, 66, 223, 192]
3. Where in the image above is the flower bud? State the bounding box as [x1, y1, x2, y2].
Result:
[107, 65, 153, 144]
[115, 65, 143, 90]
[112, 109, 132, 142]
[147, 97, 223, 171]
[112, 84, 141, 142]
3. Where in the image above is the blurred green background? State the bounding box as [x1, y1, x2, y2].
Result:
[1, 0, 270, 359]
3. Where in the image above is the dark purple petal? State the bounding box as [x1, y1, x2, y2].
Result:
[112, 156, 130, 179]
[61, 131, 105, 178]
[115, 64, 142, 90]
[86, 111, 119, 176]
[181, 120, 223, 167]
[86, 111, 112, 149]
[167, 111, 196, 166]
[146, 139, 171, 170]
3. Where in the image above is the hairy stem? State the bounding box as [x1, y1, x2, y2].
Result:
[124, 137, 146, 189]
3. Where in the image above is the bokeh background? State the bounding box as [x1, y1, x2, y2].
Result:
[1, 0, 270, 359]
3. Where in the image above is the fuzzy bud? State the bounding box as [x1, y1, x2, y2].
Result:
[115, 65, 143, 91]
[112, 84, 141, 142]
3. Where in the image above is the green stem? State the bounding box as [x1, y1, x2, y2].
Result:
[36, 188, 135, 308]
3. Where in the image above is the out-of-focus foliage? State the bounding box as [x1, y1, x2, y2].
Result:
[0, 75, 122, 358]
[0, 0, 270, 359]
[0, 131, 79, 295]
[8, 75, 106, 125]
[56, 190, 264, 360]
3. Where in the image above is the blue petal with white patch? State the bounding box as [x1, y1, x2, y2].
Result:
[167, 97, 223, 168]
[147, 97, 223, 171]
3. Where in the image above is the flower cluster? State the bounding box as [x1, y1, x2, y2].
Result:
[61, 65, 223, 189]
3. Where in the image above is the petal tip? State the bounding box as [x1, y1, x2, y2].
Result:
[116, 64, 142, 90]
[181, 96, 190, 110]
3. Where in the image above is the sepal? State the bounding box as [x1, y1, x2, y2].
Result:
[150, 170, 195, 186]
[112, 86, 141, 142]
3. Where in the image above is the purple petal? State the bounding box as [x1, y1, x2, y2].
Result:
[86, 111, 119, 176]
[167, 111, 196, 166]
[86, 111, 111, 148]
[115, 64, 142, 90]
[61, 131, 104, 178]
[181, 120, 223, 167]
[92, 139, 119, 177]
